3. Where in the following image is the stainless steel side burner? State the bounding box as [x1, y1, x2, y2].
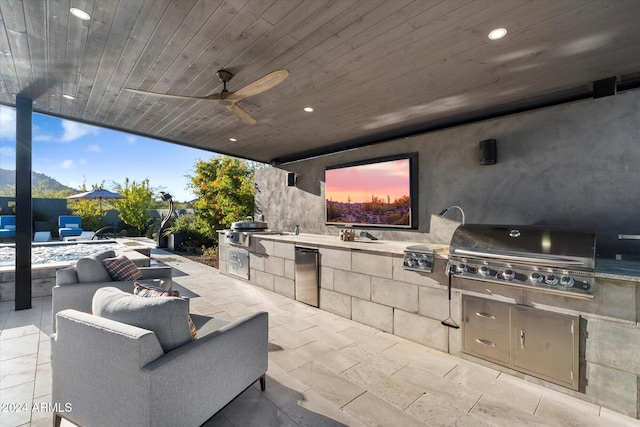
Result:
[402, 245, 434, 273]
[449, 224, 596, 298]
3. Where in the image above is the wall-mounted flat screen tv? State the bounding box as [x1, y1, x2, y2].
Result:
[325, 153, 418, 228]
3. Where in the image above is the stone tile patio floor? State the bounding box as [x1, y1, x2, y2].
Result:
[1, 248, 639, 427]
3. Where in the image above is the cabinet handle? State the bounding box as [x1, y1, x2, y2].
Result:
[475, 312, 496, 319]
[520, 329, 525, 349]
[475, 338, 496, 347]
[229, 258, 243, 268]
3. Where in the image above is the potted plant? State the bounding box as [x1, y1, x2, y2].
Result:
[33, 209, 50, 232]
[163, 214, 207, 252]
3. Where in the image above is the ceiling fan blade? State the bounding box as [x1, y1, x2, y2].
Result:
[228, 69, 289, 100]
[125, 88, 221, 102]
[227, 104, 257, 125]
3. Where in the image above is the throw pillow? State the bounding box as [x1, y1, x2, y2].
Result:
[133, 281, 179, 297]
[103, 255, 143, 281]
[134, 282, 197, 340]
[93, 287, 192, 352]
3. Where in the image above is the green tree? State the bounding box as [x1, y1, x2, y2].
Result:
[188, 156, 256, 241]
[114, 178, 153, 236]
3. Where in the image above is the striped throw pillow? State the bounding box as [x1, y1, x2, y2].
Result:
[103, 255, 143, 281]
[134, 282, 197, 340]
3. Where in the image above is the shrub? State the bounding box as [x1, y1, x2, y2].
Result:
[163, 214, 212, 249]
[114, 178, 153, 236]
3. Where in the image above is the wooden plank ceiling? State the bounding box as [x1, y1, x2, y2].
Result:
[1, 0, 639, 164]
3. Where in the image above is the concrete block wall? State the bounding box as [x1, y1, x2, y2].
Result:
[249, 240, 295, 299]
[0, 265, 59, 301]
[219, 237, 456, 353]
[319, 247, 454, 353]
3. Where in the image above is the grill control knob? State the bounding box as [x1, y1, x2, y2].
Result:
[530, 272, 543, 283]
[545, 274, 558, 285]
[457, 264, 468, 273]
[560, 276, 574, 287]
[479, 266, 490, 276]
[503, 269, 515, 280]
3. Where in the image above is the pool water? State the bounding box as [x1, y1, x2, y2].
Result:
[0, 241, 125, 268]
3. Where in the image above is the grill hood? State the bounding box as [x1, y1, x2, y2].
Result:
[449, 224, 596, 271]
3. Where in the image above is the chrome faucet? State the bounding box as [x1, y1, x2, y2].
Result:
[439, 205, 466, 225]
[359, 231, 378, 240]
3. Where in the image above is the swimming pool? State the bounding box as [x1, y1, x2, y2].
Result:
[0, 241, 125, 268]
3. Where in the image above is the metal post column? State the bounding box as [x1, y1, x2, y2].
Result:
[15, 96, 33, 310]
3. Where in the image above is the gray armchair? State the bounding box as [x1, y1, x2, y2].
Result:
[52, 250, 172, 330]
[51, 290, 268, 427]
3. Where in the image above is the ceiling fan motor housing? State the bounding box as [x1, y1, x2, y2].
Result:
[217, 69, 233, 83]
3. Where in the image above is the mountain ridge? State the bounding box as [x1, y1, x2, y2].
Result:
[0, 168, 78, 196]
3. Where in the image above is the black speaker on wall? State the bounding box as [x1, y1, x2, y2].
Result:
[286, 172, 296, 186]
[479, 139, 497, 165]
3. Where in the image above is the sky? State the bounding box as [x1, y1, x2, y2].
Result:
[0, 105, 218, 201]
[325, 158, 410, 203]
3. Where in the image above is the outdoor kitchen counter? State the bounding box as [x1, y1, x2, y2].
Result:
[252, 234, 640, 280]
[595, 258, 640, 282]
[251, 233, 450, 257]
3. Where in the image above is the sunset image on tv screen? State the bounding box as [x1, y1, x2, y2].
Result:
[325, 158, 411, 227]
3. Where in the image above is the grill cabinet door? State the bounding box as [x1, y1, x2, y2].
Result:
[228, 248, 249, 280]
[513, 306, 579, 390]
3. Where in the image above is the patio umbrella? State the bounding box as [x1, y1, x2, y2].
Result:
[66, 187, 126, 224]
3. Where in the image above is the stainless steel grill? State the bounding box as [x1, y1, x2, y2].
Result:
[224, 216, 270, 247]
[449, 224, 596, 298]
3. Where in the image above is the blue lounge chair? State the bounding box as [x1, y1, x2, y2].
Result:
[58, 215, 83, 240]
[0, 215, 16, 239]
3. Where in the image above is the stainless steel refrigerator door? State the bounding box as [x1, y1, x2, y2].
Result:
[295, 247, 319, 307]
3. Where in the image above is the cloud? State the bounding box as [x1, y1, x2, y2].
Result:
[0, 106, 16, 140]
[87, 144, 102, 153]
[61, 120, 100, 142]
[0, 146, 15, 157]
[33, 124, 55, 141]
[61, 160, 74, 169]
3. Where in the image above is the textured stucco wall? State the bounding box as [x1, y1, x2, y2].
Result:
[255, 91, 640, 257]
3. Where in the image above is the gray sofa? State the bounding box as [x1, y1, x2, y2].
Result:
[52, 250, 172, 330]
[51, 287, 269, 427]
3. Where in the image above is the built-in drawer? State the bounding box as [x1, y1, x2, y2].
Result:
[463, 296, 510, 333]
[463, 323, 510, 365]
[453, 277, 523, 304]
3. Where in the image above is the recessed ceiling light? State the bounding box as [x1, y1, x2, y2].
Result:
[229, 138, 237, 142]
[70, 7, 91, 20]
[303, 107, 314, 113]
[62, 94, 75, 100]
[488, 28, 507, 40]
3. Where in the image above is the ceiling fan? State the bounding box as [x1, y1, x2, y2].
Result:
[125, 69, 289, 125]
